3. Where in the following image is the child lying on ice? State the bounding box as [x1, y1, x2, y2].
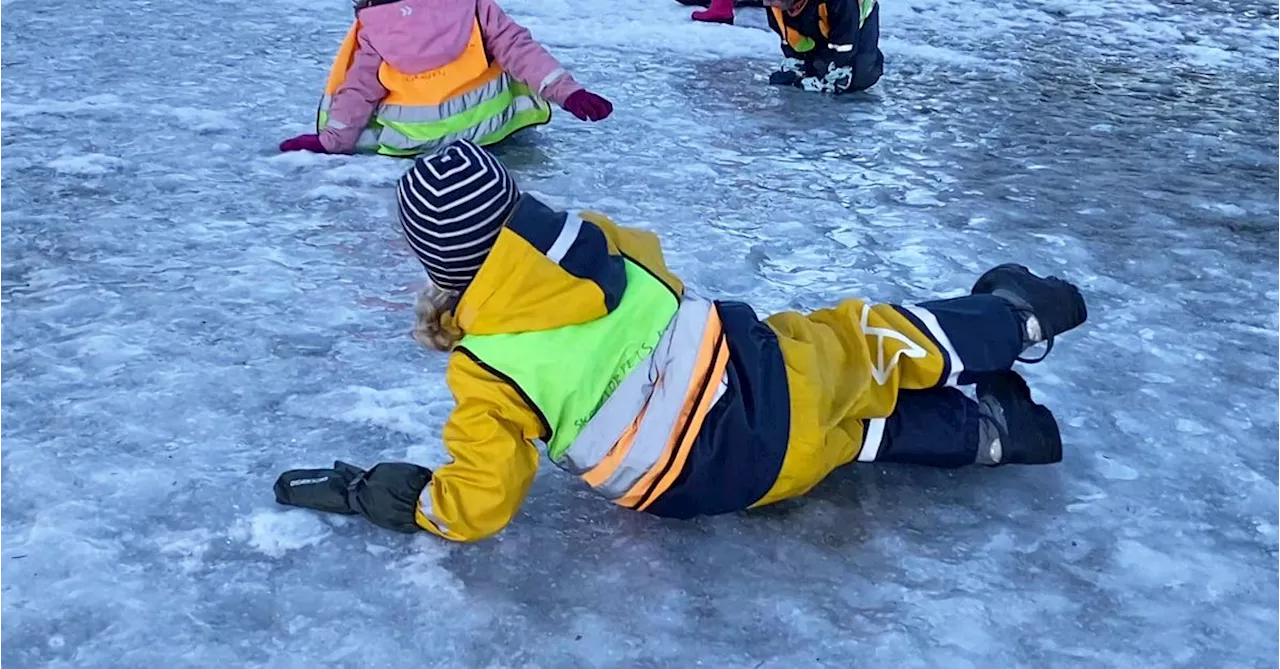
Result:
[279, 0, 612, 157]
[765, 0, 883, 94]
[273, 139, 1088, 541]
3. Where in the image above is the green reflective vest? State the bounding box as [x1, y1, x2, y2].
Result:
[458, 261, 679, 461]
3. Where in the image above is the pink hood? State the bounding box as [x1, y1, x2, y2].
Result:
[357, 0, 477, 74]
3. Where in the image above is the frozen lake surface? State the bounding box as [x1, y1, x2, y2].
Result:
[3, 0, 1277, 666]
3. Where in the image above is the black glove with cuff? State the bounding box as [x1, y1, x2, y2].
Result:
[275, 460, 433, 533]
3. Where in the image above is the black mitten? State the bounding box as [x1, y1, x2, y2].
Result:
[348, 462, 434, 534]
[273, 461, 366, 515]
[769, 69, 802, 86]
[769, 57, 806, 87]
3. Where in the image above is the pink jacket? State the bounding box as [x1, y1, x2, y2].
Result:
[320, 0, 583, 153]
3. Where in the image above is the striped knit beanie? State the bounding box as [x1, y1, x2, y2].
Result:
[396, 140, 519, 291]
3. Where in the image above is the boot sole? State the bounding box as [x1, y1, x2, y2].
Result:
[971, 264, 1087, 339]
[978, 371, 1063, 465]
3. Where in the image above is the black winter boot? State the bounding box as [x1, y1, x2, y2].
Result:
[971, 264, 1087, 362]
[975, 371, 1063, 465]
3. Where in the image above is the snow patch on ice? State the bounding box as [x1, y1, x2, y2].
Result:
[2, 156, 35, 177]
[322, 161, 409, 187]
[1113, 539, 1243, 595]
[880, 37, 998, 67]
[284, 385, 444, 440]
[68, 334, 148, 374]
[233, 510, 332, 558]
[1094, 455, 1140, 481]
[1198, 202, 1248, 217]
[1176, 43, 1238, 69]
[47, 153, 125, 176]
[155, 528, 218, 574]
[162, 107, 239, 132]
[387, 549, 462, 592]
[266, 151, 345, 168]
[1175, 418, 1213, 435]
[515, 11, 776, 59]
[1, 94, 129, 118]
[305, 184, 365, 200]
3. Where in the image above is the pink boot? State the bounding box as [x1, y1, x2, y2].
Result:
[692, 0, 734, 24]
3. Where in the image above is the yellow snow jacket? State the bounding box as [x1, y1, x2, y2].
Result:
[412, 197, 689, 541]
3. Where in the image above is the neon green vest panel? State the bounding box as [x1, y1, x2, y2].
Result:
[458, 260, 679, 461]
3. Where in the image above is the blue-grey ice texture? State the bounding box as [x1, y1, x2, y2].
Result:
[2, 0, 1277, 665]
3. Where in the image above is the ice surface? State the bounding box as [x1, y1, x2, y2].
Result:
[2, 0, 1277, 666]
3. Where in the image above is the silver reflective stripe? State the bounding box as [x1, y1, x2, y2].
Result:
[858, 418, 886, 462]
[546, 214, 582, 264]
[324, 71, 545, 153]
[355, 127, 382, 151]
[831, 43, 855, 52]
[593, 297, 714, 498]
[571, 297, 714, 498]
[555, 295, 711, 478]
[537, 67, 566, 95]
[595, 297, 713, 497]
[377, 75, 509, 124]
[557, 335, 662, 476]
[376, 79, 543, 152]
[327, 118, 349, 130]
[416, 484, 451, 535]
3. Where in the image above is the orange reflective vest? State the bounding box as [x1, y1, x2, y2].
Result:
[317, 19, 551, 156]
[771, 4, 829, 53]
[770, 0, 875, 54]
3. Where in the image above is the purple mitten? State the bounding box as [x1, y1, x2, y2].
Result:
[279, 134, 327, 153]
[563, 90, 613, 122]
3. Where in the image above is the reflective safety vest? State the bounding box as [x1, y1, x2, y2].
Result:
[460, 255, 730, 512]
[317, 19, 552, 156]
[770, 0, 876, 54]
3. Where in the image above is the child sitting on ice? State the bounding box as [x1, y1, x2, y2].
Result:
[765, 0, 883, 94]
[273, 140, 1088, 541]
[279, 0, 612, 156]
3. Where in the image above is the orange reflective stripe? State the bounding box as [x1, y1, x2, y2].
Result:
[580, 406, 646, 488]
[636, 335, 729, 512]
[616, 308, 726, 509]
[818, 3, 829, 38]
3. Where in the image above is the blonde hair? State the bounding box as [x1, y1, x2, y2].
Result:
[412, 283, 463, 351]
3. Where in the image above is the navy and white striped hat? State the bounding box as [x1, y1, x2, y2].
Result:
[396, 140, 519, 290]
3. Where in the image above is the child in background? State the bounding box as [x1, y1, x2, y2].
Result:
[279, 0, 613, 156]
[765, 0, 883, 94]
[273, 140, 1088, 541]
